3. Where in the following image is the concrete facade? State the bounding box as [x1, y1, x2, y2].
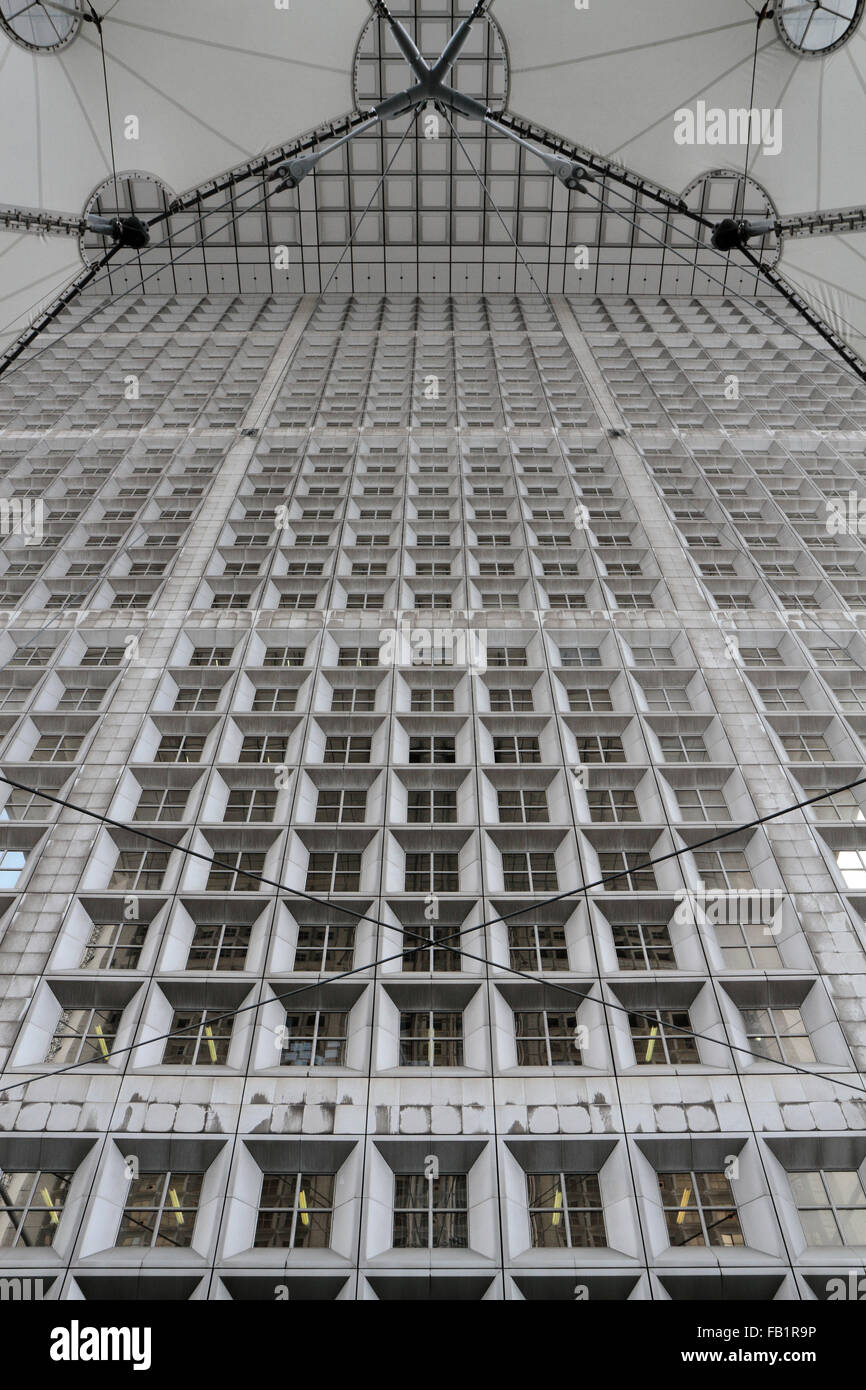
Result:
[0, 289, 865, 1300]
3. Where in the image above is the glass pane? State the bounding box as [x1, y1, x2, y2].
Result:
[799, 1208, 841, 1246]
[789, 1171, 829, 1206]
[826, 1171, 866, 1207]
[837, 1207, 866, 1245]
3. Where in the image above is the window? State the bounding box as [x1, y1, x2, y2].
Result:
[48, 1007, 121, 1064]
[692, 850, 753, 891]
[156, 734, 206, 764]
[810, 789, 864, 822]
[489, 687, 534, 713]
[502, 852, 558, 892]
[781, 733, 831, 763]
[402, 923, 461, 972]
[1, 789, 49, 823]
[790, 1170, 866, 1246]
[0, 848, 26, 887]
[0, 684, 29, 711]
[497, 789, 548, 823]
[492, 733, 539, 767]
[410, 688, 454, 713]
[58, 685, 106, 712]
[597, 851, 656, 892]
[264, 647, 306, 668]
[117, 1172, 203, 1248]
[775, 0, 864, 55]
[407, 789, 457, 823]
[658, 1171, 743, 1248]
[630, 646, 674, 667]
[568, 687, 613, 713]
[482, 590, 521, 609]
[629, 1009, 699, 1064]
[641, 684, 692, 713]
[324, 735, 372, 765]
[281, 1011, 347, 1066]
[163, 1009, 232, 1064]
[409, 736, 455, 765]
[80, 921, 147, 970]
[206, 851, 266, 892]
[405, 852, 459, 893]
[306, 853, 361, 893]
[399, 1011, 463, 1065]
[331, 687, 376, 713]
[758, 684, 806, 712]
[561, 647, 601, 669]
[338, 647, 379, 668]
[294, 924, 354, 972]
[32, 733, 82, 762]
[739, 646, 782, 667]
[345, 592, 384, 611]
[0, 1171, 70, 1248]
[836, 850, 866, 888]
[742, 1006, 815, 1064]
[135, 787, 189, 822]
[488, 647, 528, 668]
[515, 1011, 580, 1065]
[414, 591, 452, 610]
[252, 686, 297, 713]
[240, 735, 289, 765]
[82, 646, 127, 667]
[254, 1174, 335, 1248]
[393, 1174, 468, 1248]
[190, 647, 234, 668]
[715, 920, 783, 970]
[606, 562, 643, 578]
[577, 737, 626, 769]
[223, 562, 260, 578]
[612, 922, 676, 970]
[316, 789, 367, 823]
[225, 789, 278, 823]
[586, 788, 639, 822]
[186, 923, 251, 971]
[9, 645, 54, 667]
[508, 923, 568, 972]
[111, 848, 175, 892]
[415, 562, 451, 577]
[832, 687, 866, 714]
[528, 1173, 606, 1248]
[659, 734, 708, 763]
[675, 788, 729, 821]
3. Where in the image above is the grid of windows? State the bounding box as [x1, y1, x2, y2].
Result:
[1, 289, 864, 1299]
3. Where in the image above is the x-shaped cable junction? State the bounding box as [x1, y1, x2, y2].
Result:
[271, 0, 594, 194]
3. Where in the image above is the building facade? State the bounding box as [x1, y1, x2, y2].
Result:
[0, 287, 866, 1300]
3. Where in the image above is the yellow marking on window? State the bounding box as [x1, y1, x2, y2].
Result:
[676, 1187, 692, 1225]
